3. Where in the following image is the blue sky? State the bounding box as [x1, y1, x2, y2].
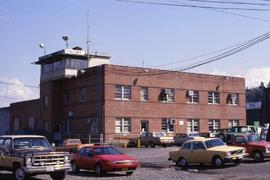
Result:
[1, 0, 270, 107]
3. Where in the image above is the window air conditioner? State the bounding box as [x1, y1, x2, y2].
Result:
[188, 90, 194, 96]
[165, 89, 171, 94]
[170, 119, 176, 125]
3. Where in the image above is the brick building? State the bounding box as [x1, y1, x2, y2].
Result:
[9, 48, 246, 143]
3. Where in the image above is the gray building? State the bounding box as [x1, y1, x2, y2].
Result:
[0, 107, 10, 135]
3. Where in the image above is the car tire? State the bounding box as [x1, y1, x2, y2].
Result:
[13, 166, 27, 180]
[253, 151, 264, 162]
[95, 163, 104, 177]
[233, 159, 242, 165]
[176, 157, 188, 168]
[149, 142, 155, 148]
[212, 156, 224, 168]
[126, 171, 134, 176]
[50, 171, 66, 180]
[71, 161, 80, 173]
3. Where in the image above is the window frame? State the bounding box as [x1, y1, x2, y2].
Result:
[227, 93, 239, 106]
[140, 87, 149, 101]
[115, 85, 131, 101]
[187, 119, 200, 132]
[208, 119, 220, 132]
[186, 90, 199, 103]
[115, 117, 131, 134]
[159, 88, 175, 103]
[208, 91, 220, 104]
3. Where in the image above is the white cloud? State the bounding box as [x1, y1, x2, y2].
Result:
[0, 77, 39, 108]
[210, 67, 270, 88]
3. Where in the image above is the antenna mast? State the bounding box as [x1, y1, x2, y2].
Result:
[86, 9, 90, 61]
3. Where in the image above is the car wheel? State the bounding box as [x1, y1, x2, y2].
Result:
[233, 159, 242, 165]
[126, 171, 134, 176]
[95, 163, 104, 177]
[50, 171, 66, 180]
[176, 157, 188, 168]
[212, 156, 224, 168]
[71, 161, 80, 173]
[13, 166, 27, 180]
[253, 151, 264, 162]
[149, 142, 155, 148]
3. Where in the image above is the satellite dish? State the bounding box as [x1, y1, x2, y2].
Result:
[39, 43, 44, 48]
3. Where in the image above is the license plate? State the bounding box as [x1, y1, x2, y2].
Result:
[46, 166, 54, 172]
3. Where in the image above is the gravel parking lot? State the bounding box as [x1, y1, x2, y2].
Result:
[1, 147, 270, 180]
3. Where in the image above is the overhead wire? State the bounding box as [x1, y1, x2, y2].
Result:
[0, 81, 39, 89]
[116, 0, 270, 11]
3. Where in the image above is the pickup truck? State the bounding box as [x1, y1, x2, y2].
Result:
[129, 132, 174, 148]
[56, 139, 83, 153]
[228, 133, 270, 162]
[0, 135, 70, 180]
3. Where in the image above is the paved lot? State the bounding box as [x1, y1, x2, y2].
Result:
[1, 147, 270, 180]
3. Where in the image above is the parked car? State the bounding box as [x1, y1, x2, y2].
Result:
[0, 135, 70, 180]
[71, 144, 139, 176]
[229, 134, 270, 162]
[216, 126, 257, 143]
[56, 139, 93, 153]
[129, 132, 174, 148]
[168, 138, 247, 168]
[173, 132, 203, 146]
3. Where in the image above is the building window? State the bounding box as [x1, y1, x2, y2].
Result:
[186, 90, 199, 103]
[161, 118, 175, 132]
[115, 118, 131, 133]
[43, 95, 48, 108]
[64, 92, 70, 104]
[140, 87, 148, 101]
[159, 88, 175, 102]
[141, 120, 149, 133]
[28, 116, 35, 130]
[43, 120, 49, 132]
[208, 119, 220, 132]
[208, 91, 220, 104]
[80, 87, 86, 102]
[227, 93, 239, 105]
[14, 117, 19, 131]
[187, 119, 199, 132]
[115, 85, 131, 100]
[228, 120, 239, 128]
[63, 119, 71, 134]
[86, 118, 97, 133]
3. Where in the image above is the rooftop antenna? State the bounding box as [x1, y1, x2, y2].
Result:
[62, 35, 69, 49]
[86, 9, 90, 60]
[39, 43, 46, 55]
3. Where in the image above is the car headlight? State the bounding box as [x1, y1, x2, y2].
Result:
[26, 157, 32, 165]
[265, 147, 270, 153]
[64, 155, 70, 163]
[226, 152, 231, 157]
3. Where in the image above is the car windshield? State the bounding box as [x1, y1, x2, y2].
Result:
[189, 133, 200, 137]
[93, 147, 122, 155]
[153, 132, 165, 137]
[247, 134, 261, 143]
[14, 137, 52, 149]
[205, 139, 225, 148]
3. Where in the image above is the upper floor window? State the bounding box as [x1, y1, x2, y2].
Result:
[187, 119, 199, 132]
[227, 93, 239, 105]
[80, 87, 86, 102]
[186, 90, 199, 103]
[43, 95, 48, 108]
[13, 117, 19, 131]
[115, 85, 131, 100]
[159, 88, 175, 102]
[115, 118, 131, 133]
[208, 119, 220, 132]
[140, 87, 148, 101]
[64, 92, 70, 104]
[208, 91, 220, 104]
[28, 116, 35, 130]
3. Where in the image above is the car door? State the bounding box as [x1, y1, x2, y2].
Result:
[190, 141, 208, 163]
[1, 138, 12, 168]
[180, 142, 193, 162]
[0, 138, 5, 167]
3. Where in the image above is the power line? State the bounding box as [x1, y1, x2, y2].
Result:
[107, 31, 270, 76]
[182, 0, 270, 6]
[0, 81, 39, 89]
[116, 0, 270, 11]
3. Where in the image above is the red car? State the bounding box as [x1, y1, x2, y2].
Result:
[71, 145, 139, 176]
[230, 134, 270, 162]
